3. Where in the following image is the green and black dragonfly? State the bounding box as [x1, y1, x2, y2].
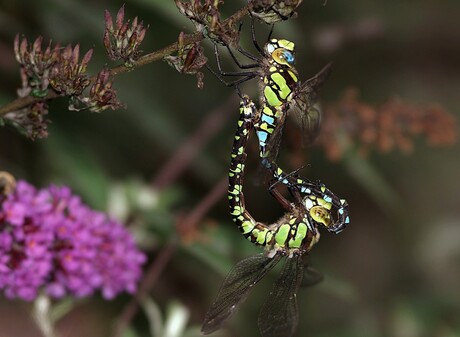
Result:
[202, 96, 347, 337]
[209, 22, 349, 232]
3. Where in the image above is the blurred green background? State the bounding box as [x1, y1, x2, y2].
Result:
[0, 0, 459, 336]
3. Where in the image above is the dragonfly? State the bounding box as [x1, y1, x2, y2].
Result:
[209, 26, 348, 233]
[209, 21, 334, 205]
[249, 0, 304, 24]
[201, 96, 346, 337]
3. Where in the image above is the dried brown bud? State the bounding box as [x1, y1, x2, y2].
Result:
[165, 32, 208, 88]
[315, 88, 457, 161]
[13, 35, 60, 98]
[104, 5, 148, 66]
[49, 44, 93, 96]
[175, 0, 238, 45]
[4, 101, 49, 140]
[250, 0, 303, 24]
[81, 69, 124, 112]
[422, 105, 457, 146]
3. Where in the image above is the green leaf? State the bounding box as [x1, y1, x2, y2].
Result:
[163, 301, 190, 337]
[141, 297, 163, 337]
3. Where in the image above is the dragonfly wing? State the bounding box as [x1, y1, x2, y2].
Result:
[301, 265, 324, 287]
[291, 62, 332, 146]
[265, 112, 288, 164]
[258, 255, 304, 337]
[202, 253, 282, 335]
[290, 102, 322, 147]
[302, 62, 332, 100]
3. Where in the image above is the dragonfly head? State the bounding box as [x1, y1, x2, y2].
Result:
[303, 195, 332, 228]
[264, 39, 296, 67]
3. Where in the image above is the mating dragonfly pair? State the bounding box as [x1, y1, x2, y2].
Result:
[202, 22, 350, 337]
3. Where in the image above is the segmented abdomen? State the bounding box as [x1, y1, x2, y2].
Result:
[228, 97, 319, 252]
[228, 97, 274, 246]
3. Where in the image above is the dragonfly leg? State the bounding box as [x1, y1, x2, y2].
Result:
[249, 16, 264, 54]
[234, 20, 262, 61]
[206, 44, 258, 87]
[213, 44, 258, 76]
[225, 44, 260, 68]
[268, 186, 292, 211]
[205, 64, 255, 87]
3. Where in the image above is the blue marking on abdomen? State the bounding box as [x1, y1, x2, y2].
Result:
[261, 114, 275, 125]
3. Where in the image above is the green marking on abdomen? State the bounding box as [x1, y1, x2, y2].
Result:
[275, 224, 290, 246]
[289, 223, 307, 248]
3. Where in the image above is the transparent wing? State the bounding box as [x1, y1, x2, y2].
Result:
[300, 255, 324, 287]
[258, 255, 304, 337]
[300, 103, 322, 147]
[301, 265, 323, 287]
[265, 110, 288, 165]
[202, 253, 282, 335]
[290, 62, 332, 146]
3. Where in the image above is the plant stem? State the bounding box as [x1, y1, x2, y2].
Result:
[0, 5, 252, 117]
[33, 294, 57, 337]
[151, 94, 236, 190]
[112, 241, 177, 337]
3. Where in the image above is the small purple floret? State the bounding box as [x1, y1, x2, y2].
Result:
[0, 180, 146, 301]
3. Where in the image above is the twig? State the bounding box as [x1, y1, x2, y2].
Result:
[177, 175, 228, 240]
[112, 241, 177, 337]
[112, 174, 228, 337]
[0, 5, 252, 117]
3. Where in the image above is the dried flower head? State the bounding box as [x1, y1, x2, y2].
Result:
[0, 180, 146, 300]
[250, 0, 303, 24]
[49, 44, 93, 96]
[165, 32, 208, 88]
[316, 88, 457, 161]
[104, 5, 148, 66]
[14, 35, 60, 98]
[70, 69, 123, 112]
[175, 0, 239, 45]
[4, 101, 49, 140]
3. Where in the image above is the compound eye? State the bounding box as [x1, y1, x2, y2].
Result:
[283, 50, 295, 65]
[271, 49, 294, 66]
[310, 206, 331, 227]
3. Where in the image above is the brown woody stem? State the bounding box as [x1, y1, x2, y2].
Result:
[0, 5, 252, 117]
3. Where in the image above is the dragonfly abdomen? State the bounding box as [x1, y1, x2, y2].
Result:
[228, 96, 321, 254]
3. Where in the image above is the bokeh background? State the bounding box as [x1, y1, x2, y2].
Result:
[0, 0, 459, 336]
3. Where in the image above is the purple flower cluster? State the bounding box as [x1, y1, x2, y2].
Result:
[0, 180, 146, 300]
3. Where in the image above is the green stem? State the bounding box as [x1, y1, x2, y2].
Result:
[33, 294, 57, 337]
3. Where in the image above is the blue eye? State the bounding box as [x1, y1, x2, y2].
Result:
[283, 51, 294, 64]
